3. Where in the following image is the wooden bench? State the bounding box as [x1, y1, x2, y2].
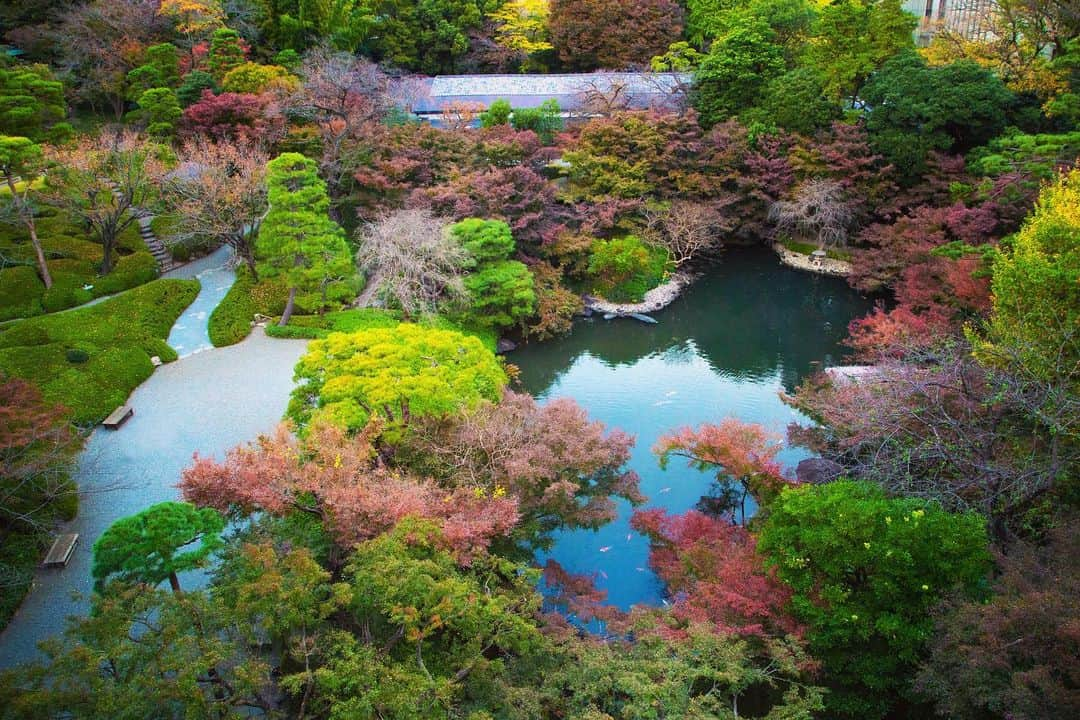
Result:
[43, 533, 79, 568]
[103, 405, 134, 429]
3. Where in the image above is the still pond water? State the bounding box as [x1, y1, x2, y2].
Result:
[514, 247, 874, 610]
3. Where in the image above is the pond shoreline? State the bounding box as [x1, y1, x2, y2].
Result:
[772, 243, 852, 277]
[583, 271, 698, 316]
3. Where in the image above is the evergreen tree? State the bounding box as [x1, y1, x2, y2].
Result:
[256, 153, 354, 325]
[92, 501, 225, 594]
[206, 27, 246, 82]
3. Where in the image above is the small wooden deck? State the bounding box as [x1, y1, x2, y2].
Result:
[103, 405, 134, 429]
[42, 533, 79, 568]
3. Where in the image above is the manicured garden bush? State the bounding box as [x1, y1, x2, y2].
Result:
[588, 235, 671, 303]
[0, 279, 199, 425]
[208, 269, 291, 347]
[208, 272, 257, 347]
[288, 324, 506, 433]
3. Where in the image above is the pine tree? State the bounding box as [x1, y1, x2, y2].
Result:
[256, 153, 353, 325]
[206, 27, 246, 82]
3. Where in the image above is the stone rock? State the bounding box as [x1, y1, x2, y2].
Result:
[150, 356, 162, 367]
[796, 457, 844, 485]
[496, 338, 518, 354]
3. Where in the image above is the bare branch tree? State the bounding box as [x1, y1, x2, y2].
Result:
[769, 178, 856, 250]
[786, 339, 1080, 540]
[43, 130, 165, 274]
[164, 138, 269, 279]
[574, 73, 636, 117]
[643, 200, 729, 267]
[439, 101, 487, 132]
[354, 208, 468, 317]
[288, 47, 388, 194]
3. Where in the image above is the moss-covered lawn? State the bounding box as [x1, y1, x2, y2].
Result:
[0, 208, 158, 321]
[0, 279, 200, 425]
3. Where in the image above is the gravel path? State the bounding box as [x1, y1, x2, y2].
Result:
[0, 324, 308, 668]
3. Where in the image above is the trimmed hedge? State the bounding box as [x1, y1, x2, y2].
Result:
[0, 279, 199, 425]
[265, 308, 497, 351]
[208, 269, 291, 347]
[208, 272, 257, 347]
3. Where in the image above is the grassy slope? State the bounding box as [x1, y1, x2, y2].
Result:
[0, 279, 200, 425]
[0, 209, 158, 321]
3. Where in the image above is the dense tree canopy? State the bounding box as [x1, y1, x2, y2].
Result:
[693, 16, 786, 127]
[549, 0, 684, 71]
[863, 52, 1015, 179]
[759, 481, 990, 718]
[289, 324, 506, 432]
[0, 63, 69, 142]
[0, 1, 1076, 718]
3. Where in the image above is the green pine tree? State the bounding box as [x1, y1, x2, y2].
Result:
[256, 153, 354, 326]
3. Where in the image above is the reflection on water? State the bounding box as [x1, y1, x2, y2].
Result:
[513, 247, 874, 609]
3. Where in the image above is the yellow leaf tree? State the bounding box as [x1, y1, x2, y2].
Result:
[489, 0, 554, 70]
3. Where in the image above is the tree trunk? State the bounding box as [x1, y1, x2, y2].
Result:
[168, 571, 182, 594]
[4, 173, 52, 288]
[233, 229, 259, 281]
[244, 251, 260, 282]
[279, 286, 297, 326]
[26, 219, 52, 289]
[100, 234, 115, 274]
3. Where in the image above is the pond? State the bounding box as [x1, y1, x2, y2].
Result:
[513, 246, 875, 610]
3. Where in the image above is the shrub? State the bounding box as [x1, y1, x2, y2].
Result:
[65, 348, 89, 364]
[208, 269, 291, 347]
[480, 99, 512, 127]
[588, 235, 670, 302]
[510, 99, 562, 143]
[208, 272, 256, 347]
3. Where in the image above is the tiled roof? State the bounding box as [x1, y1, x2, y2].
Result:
[411, 72, 691, 113]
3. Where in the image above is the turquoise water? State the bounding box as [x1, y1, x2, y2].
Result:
[164, 246, 236, 357]
[513, 247, 874, 610]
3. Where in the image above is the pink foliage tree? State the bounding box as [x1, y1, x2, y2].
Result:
[631, 508, 802, 639]
[655, 418, 790, 522]
[407, 391, 643, 546]
[179, 422, 518, 564]
[180, 90, 284, 143]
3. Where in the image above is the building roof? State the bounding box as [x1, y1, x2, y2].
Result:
[410, 72, 691, 114]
